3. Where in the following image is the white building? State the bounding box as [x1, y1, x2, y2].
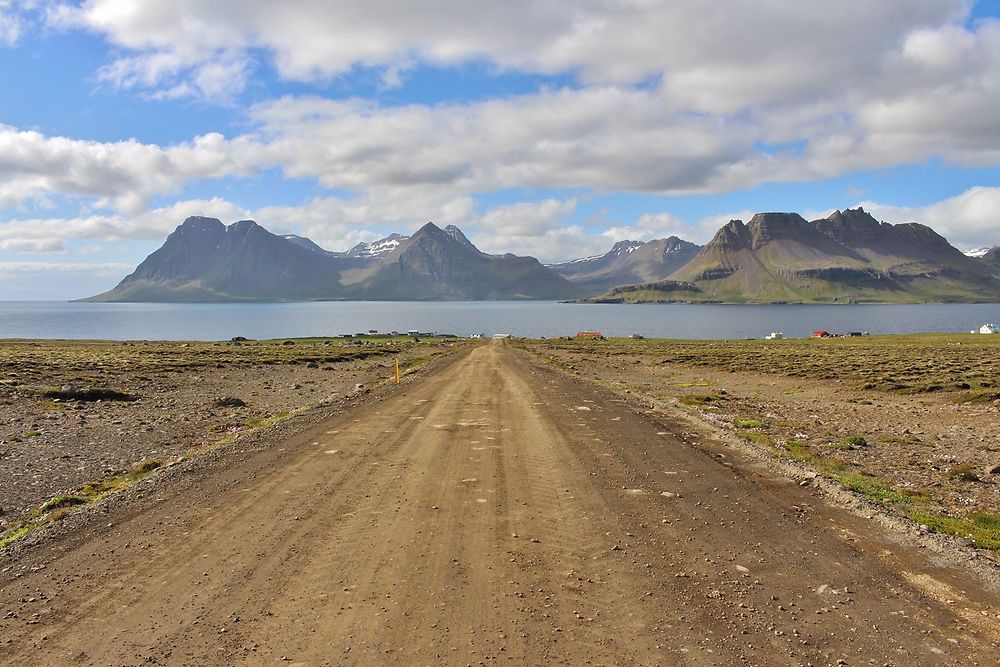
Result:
[765, 331, 784, 340]
[974, 323, 1000, 334]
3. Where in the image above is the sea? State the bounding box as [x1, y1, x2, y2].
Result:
[1, 301, 999, 341]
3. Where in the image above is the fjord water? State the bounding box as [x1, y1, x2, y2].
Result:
[1, 301, 999, 340]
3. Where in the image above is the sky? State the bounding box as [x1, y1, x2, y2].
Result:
[1, 1, 1000, 299]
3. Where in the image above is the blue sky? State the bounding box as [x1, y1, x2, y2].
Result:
[1, 1, 999, 299]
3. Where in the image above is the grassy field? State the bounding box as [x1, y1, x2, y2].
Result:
[527, 333, 1000, 400]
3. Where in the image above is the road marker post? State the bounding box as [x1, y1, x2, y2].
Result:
[394, 358, 400, 384]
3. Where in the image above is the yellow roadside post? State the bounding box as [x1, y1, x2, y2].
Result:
[394, 358, 400, 384]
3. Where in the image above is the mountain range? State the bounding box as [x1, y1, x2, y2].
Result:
[86, 208, 1000, 303]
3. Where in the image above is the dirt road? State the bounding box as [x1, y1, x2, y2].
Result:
[1, 342, 997, 665]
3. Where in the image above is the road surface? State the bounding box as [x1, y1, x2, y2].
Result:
[1, 342, 997, 665]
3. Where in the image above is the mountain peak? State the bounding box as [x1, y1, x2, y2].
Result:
[346, 233, 409, 258]
[705, 219, 751, 252]
[415, 221, 443, 235]
[443, 224, 479, 252]
[610, 240, 644, 255]
[178, 216, 225, 233]
[229, 219, 261, 234]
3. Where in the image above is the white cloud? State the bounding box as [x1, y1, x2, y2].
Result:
[250, 89, 757, 195]
[51, 1, 965, 107]
[0, 0, 25, 46]
[0, 261, 133, 275]
[0, 238, 65, 252]
[858, 186, 1000, 249]
[0, 2, 997, 264]
[0, 127, 261, 213]
[0, 197, 249, 245]
[690, 210, 756, 244]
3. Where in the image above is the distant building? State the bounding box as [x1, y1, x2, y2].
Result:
[811, 330, 829, 338]
[576, 330, 605, 338]
[974, 323, 1000, 334]
[765, 331, 783, 340]
[628, 333, 645, 339]
[493, 333, 511, 339]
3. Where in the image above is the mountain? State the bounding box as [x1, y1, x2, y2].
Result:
[580, 208, 1000, 304]
[87, 218, 364, 301]
[979, 246, 1000, 270]
[346, 233, 409, 258]
[338, 222, 579, 300]
[86, 217, 579, 302]
[282, 234, 332, 255]
[550, 237, 701, 294]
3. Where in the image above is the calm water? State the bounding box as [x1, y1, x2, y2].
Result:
[1, 301, 998, 341]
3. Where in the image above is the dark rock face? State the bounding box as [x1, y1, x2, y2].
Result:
[87, 218, 579, 302]
[707, 220, 753, 253]
[980, 246, 1000, 268]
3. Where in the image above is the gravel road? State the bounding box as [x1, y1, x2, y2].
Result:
[1, 342, 997, 665]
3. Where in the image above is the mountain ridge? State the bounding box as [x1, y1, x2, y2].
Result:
[86, 218, 579, 302]
[86, 208, 999, 303]
[580, 208, 1000, 304]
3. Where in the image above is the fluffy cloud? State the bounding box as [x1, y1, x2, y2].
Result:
[0, 197, 249, 245]
[0, 127, 260, 212]
[250, 90, 758, 195]
[858, 186, 1000, 249]
[52, 1, 963, 104]
[0, 0, 25, 46]
[0, 1, 995, 260]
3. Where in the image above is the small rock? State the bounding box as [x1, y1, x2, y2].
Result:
[213, 397, 246, 408]
[306, 361, 319, 369]
[986, 463, 1000, 476]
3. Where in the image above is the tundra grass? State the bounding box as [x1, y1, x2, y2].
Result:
[521, 333, 1000, 398]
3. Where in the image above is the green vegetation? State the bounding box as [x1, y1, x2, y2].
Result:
[734, 417, 766, 429]
[828, 469, 908, 504]
[781, 439, 812, 463]
[946, 464, 981, 482]
[879, 434, 924, 446]
[39, 495, 87, 512]
[679, 393, 723, 406]
[832, 435, 868, 449]
[910, 512, 1000, 551]
[737, 430, 771, 445]
[39, 386, 136, 402]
